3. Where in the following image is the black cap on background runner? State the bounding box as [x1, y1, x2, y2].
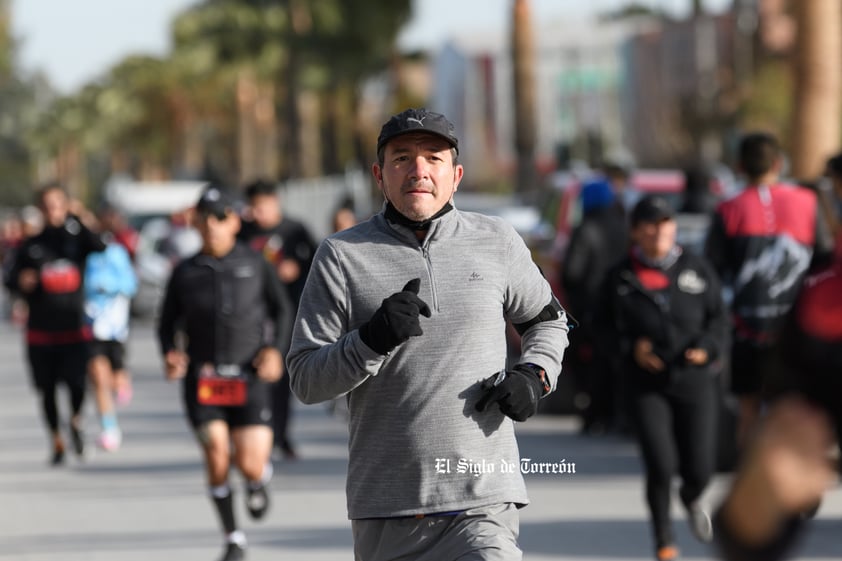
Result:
[631, 195, 675, 225]
[195, 185, 238, 219]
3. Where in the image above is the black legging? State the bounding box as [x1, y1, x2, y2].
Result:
[27, 343, 88, 433]
[629, 372, 718, 549]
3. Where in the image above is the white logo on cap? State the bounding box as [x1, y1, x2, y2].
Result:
[206, 189, 221, 201]
[407, 116, 427, 127]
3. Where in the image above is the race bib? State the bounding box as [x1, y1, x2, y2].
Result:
[41, 259, 82, 294]
[196, 363, 247, 406]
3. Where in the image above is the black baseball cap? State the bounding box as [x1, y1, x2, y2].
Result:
[376, 108, 459, 155]
[631, 195, 675, 225]
[195, 185, 238, 218]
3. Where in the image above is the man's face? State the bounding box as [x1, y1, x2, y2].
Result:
[632, 218, 677, 260]
[372, 133, 463, 222]
[40, 188, 69, 228]
[249, 194, 281, 229]
[98, 209, 122, 233]
[193, 209, 240, 258]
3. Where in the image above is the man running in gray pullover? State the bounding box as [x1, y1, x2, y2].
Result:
[287, 108, 571, 561]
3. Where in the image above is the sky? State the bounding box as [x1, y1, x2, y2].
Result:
[11, 0, 731, 95]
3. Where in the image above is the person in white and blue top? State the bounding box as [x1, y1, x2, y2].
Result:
[84, 229, 137, 452]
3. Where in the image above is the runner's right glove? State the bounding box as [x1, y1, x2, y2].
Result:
[359, 278, 432, 355]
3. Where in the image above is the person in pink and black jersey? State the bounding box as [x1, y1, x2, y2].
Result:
[704, 132, 834, 448]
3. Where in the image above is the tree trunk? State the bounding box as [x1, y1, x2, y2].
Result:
[237, 70, 259, 184]
[790, 0, 841, 181]
[321, 81, 341, 175]
[512, 0, 537, 196]
[298, 90, 322, 178]
[255, 81, 279, 180]
[58, 141, 87, 203]
[280, 0, 312, 180]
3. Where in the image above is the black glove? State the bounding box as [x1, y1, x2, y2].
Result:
[359, 278, 432, 355]
[475, 363, 549, 422]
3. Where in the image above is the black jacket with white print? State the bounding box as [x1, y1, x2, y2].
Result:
[596, 246, 729, 390]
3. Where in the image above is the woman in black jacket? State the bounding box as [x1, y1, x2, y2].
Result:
[598, 195, 729, 561]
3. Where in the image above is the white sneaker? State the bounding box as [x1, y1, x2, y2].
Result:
[96, 428, 122, 452]
[686, 502, 713, 543]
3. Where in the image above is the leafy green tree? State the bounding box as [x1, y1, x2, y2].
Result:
[0, 75, 39, 206]
[0, 0, 41, 206]
[22, 0, 412, 192]
[172, 0, 288, 182]
[281, 0, 411, 173]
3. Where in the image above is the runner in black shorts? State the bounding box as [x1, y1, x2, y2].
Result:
[157, 185, 292, 561]
[89, 340, 125, 371]
[182, 372, 274, 430]
[87, 339, 131, 451]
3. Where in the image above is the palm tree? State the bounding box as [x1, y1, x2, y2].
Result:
[512, 0, 537, 195]
[172, 0, 288, 183]
[790, 0, 841, 181]
[280, 0, 412, 175]
[25, 0, 412, 190]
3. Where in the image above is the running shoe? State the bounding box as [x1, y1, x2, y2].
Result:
[219, 542, 246, 561]
[685, 502, 713, 543]
[51, 446, 65, 466]
[246, 484, 270, 520]
[115, 384, 133, 407]
[96, 428, 122, 452]
[278, 441, 298, 461]
[656, 544, 680, 561]
[69, 423, 85, 457]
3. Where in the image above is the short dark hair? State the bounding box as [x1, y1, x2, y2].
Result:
[603, 163, 630, 181]
[35, 181, 66, 206]
[244, 179, 277, 200]
[739, 132, 780, 181]
[826, 153, 842, 179]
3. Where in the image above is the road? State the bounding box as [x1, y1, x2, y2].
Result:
[1, 317, 840, 561]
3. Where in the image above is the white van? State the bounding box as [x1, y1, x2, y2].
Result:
[104, 179, 206, 318]
[104, 179, 207, 230]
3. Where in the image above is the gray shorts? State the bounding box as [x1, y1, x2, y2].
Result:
[352, 503, 521, 561]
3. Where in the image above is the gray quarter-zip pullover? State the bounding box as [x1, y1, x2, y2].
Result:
[288, 207, 569, 519]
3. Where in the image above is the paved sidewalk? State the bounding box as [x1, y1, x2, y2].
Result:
[1, 319, 840, 561]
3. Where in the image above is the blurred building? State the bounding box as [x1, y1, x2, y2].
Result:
[622, 0, 801, 167]
[359, 2, 801, 190]
[428, 17, 647, 188]
[621, 13, 739, 166]
[417, 5, 779, 185]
